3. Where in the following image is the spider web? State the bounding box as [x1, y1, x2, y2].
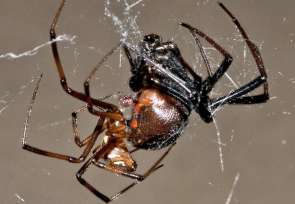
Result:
[1, 1, 294, 204]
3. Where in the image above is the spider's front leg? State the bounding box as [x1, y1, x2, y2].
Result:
[51, 0, 122, 117]
[50, 0, 90, 103]
[50, 0, 116, 108]
[83, 43, 122, 117]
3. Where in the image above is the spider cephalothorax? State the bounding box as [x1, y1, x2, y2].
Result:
[23, 1, 269, 203]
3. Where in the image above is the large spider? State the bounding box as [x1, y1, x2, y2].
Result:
[23, 0, 269, 203]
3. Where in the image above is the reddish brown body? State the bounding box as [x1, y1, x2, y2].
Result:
[101, 88, 188, 172]
[129, 88, 188, 149]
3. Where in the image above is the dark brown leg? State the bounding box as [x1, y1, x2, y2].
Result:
[76, 155, 111, 203]
[83, 43, 121, 116]
[76, 144, 174, 203]
[72, 105, 104, 147]
[50, 0, 90, 102]
[76, 143, 117, 203]
[22, 73, 104, 163]
[50, 0, 120, 110]
[23, 119, 104, 163]
[52, 0, 121, 116]
[109, 164, 164, 201]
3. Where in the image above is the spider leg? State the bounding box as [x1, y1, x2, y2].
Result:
[82, 49, 129, 120]
[51, 0, 122, 118]
[209, 76, 268, 110]
[50, 0, 116, 110]
[50, 0, 90, 102]
[180, 26, 213, 77]
[22, 74, 105, 163]
[76, 155, 111, 203]
[123, 44, 137, 70]
[72, 105, 105, 147]
[215, 2, 269, 101]
[182, 3, 269, 114]
[108, 164, 163, 201]
[208, 2, 269, 110]
[108, 144, 172, 201]
[76, 144, 174, 203]
[94, 144, 173, 181]
[23, 119, 104, 163]
[83, 42, 122, 114]
[180, 23, 233, 94]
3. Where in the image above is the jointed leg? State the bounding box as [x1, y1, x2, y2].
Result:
[23, 118, 104, 163]
[123, 44, 137, 71]
[50, 0, 119, 111]
[209, 76, 267, 110]
[76, 144, 174, 203]
[180, 22, 233, 94]
[72, 105, 106, 148]
[83, 43, 122, 116]
[180, 26, 213, 77]
[208, 2, 269, 110]
[22, 73, 105, 163]
[50, 0, 90, 102]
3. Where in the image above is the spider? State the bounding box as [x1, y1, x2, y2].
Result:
[23, 0, 269, 203]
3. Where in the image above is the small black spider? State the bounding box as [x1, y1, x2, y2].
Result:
[23, 0, 269, 203]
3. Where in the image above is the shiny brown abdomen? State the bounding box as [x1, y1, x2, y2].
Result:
[129, 88, 189, 150]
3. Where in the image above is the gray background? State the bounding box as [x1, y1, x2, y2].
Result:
[0, 0, 294, 203]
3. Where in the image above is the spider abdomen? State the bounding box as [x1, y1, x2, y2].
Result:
[129, 88, 188, 149]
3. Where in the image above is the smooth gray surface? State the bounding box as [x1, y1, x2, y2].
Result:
[0, 0, 294, 203]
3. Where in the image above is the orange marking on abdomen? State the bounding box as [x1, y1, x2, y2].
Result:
[130, 119, 138, 129]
